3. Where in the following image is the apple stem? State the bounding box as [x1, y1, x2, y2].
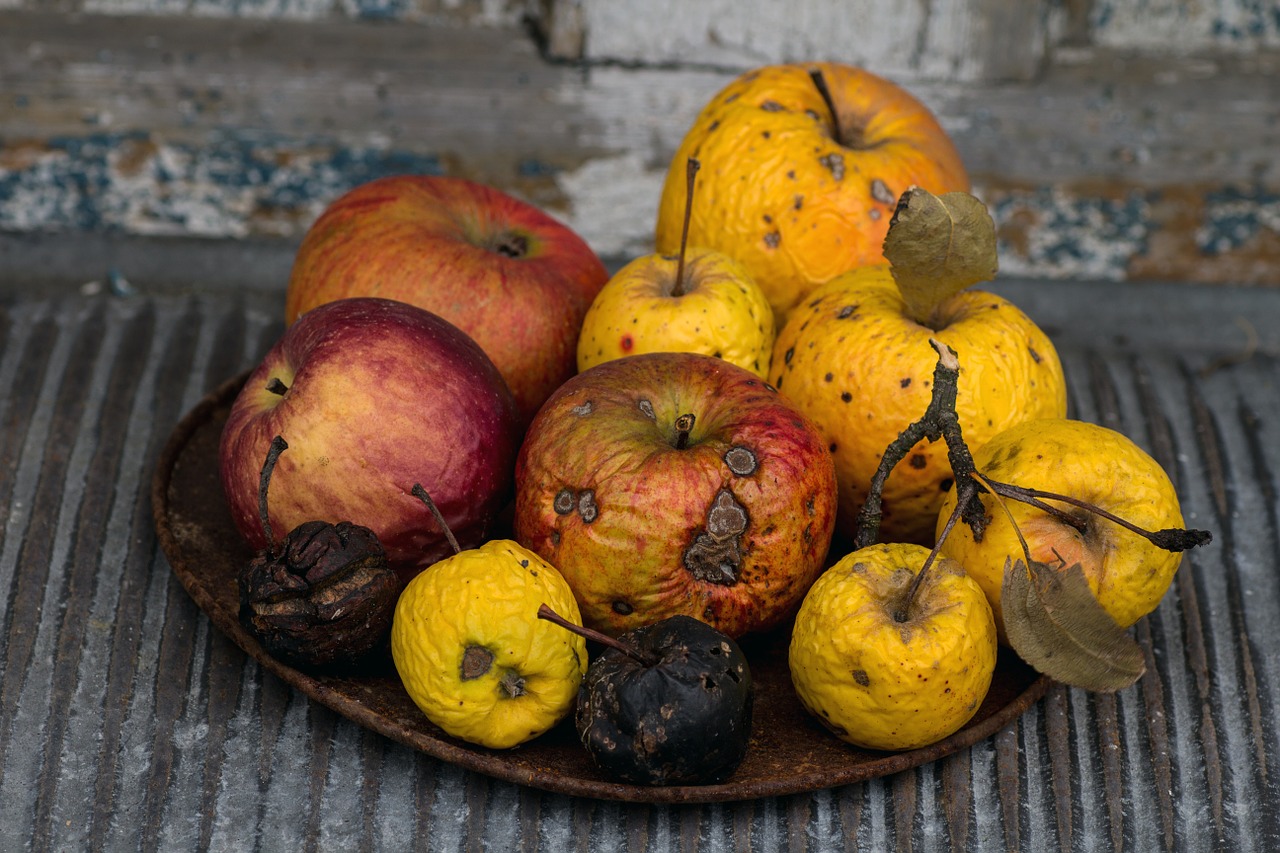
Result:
[411, 483, 462, 555]
[266, 377, 289, 396]
[671, 157, 700, 299]
[674, 413, 696, 450]
[808, 68, 844, 147]
[537, 604, 657, 667]
[895, 479, 977, 622]
[257, 435, 288, 556]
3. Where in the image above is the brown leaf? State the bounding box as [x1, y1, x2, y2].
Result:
[883, 187, 998, 323]
[1002, 558, 1146, 692]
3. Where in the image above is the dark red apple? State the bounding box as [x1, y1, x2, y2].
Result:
[219, 297, 520, 579]
[284, 175, 609, 424]
[514, 351, 838, 639]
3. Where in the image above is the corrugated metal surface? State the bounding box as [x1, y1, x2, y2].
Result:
[0, 280, 1278, 851]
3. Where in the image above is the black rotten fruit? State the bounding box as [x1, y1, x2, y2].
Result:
[237, 435, 401, 669]
[540, 608, 753, 786]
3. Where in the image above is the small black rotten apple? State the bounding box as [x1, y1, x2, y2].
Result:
[238, 435, 401, 670]
[539, 606, 753, 786]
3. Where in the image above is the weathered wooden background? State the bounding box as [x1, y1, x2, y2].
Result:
[2, 0, 1278, 290]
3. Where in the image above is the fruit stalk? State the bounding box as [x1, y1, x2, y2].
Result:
[257, 435, 289, 556]
[411, 483, 462, 555]
[671, 158, 701, 298]
[536, 604, 657, 667]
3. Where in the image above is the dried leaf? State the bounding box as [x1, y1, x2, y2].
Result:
[883, 187, 999, 323]
[1002, 558, 1146, 692]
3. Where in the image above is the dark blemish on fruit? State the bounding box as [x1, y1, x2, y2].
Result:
[577, 490, 599, 523]
[1029, 346, 1043, 364]
[804, 108, 820, 122]
[841, 392, 852, 403]
[612, 601, 633, 615]
[683, 489, 749, 586]
[939, 478, 954, 492]
[784, 347, 794, 364]
[572, 401, 593, 416]
[724, 446, 759, 476]
[762, 130, 771, 139]
[708, 119, 720, 132]
[763, 214, 773, 224]
[853, 669, 870, 687]
[550, 530, 561, 545]
[554, 488, 575, 514]
[461, 645, 494, 680]
[819, 152, 845, 180]
[901, 377, 911, 388]
[763, 382, 778, 393]
[520, 559, 530, 568]
[824, 372, 834, 382]
[837, 305, 855, 319]
[764, 231, 781, 248]
[775, 375, 784, 389]
[761, 100, 784, 112]
[909, 454, 927, 469]
[794, 195, 804, 210]
[829, 442, 838, 453]
[620, 334, 634, 352]
[869, 209, 882, 221]
[787, 169, 797, 180]
[638, 398, 656, 419]
[870, 179, 895, 206]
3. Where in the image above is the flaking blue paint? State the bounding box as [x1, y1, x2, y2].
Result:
[0, 131, 443, 235]
[1198, 184, 1280, 254]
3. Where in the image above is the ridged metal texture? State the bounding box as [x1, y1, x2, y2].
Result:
[0, 280, 1277, 851]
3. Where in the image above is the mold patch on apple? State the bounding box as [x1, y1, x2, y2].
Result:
[576, 490, 599, 523]
[723, 445, 758, 476]
[683, 489, 749, 585]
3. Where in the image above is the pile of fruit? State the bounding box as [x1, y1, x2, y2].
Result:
[216, 63, 1211, 785]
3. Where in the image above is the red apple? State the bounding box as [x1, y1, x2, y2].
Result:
[219, 297, 520, 578]
[514, 351, 838, 639]
[284, 175, 610, 424]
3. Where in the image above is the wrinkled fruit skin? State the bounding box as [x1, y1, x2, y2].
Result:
[789, 543, 997, 752]
[654, 62, 969, 322]
[937, 418, 1187, 643]
[219, 297, 520, 580]
[771, 265, 1067, 546]
[576, 247, 776, 379]
[576, 615, 753, 786]
[284, 175, 608, 424]
[239, 519, 401, 669]
[390, 540, 588, 750]
[514, 351, 838, 639]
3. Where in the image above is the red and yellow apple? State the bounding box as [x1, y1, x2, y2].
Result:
[219, 297, 521, 579]
[654, 62, 969, 322]
[284, 175, 609, 424]
[513, 351, 838, 639]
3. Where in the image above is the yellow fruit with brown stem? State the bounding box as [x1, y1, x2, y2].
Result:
[654, 62, 970, 323]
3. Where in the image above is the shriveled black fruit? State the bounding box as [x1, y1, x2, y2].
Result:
[574, 615, 753, 786]
[239, 518, 400, 668]
[236, 435, 400, 670]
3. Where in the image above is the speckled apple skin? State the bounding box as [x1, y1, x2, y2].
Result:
[513, 351, 838, 639]
[219, 297, 520, 579]
[284, 175, 609, 425]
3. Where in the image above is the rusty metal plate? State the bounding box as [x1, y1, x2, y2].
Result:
[151, 371, 1051, 804]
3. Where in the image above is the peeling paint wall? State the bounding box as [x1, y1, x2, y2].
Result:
[1, 0, 1279, 288]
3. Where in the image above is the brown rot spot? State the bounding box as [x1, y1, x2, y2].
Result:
[824, 372, 834, 382]
[869, 209, 882, 221]
[764, 230, 781, 248]
[939, 478, 954, 492]
[841, 391, 853, 403]
[794, 194, 804, 210]
[787, 169, 797, 180]
[612, 601, 633, 615]
[553, 488, 575, 515]
[577, 490, 599, 523]
[549, 530, 561, 545]
[638, 398, 656, 419]
[620, 334, 634, 352]
[829, 442, 838, 453]
[683, 489, 749, 586]
[909, 454, 927, 469]
[760, 100, 785, 112]
[900, 377, 911, 388]
[724, 445, 759, 476]
[853, 669, 870, 687]
[837, 304, 856, 319]
[1029, 346, 1043, 364]
[764, 382, 778, 393]
[572, 401, 593, 416]
[783, 346, 794, 364]
[870, 179, 896, 206]
[461, 645, 494, 680]
[819, 152, 846, 180]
